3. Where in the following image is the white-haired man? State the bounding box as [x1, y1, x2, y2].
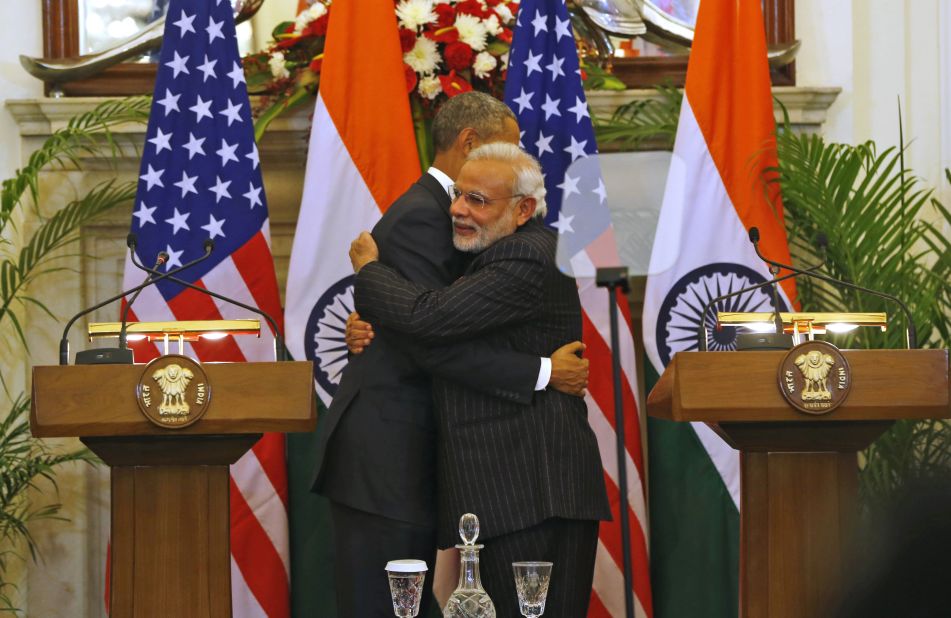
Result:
[349, 143, 610, 617]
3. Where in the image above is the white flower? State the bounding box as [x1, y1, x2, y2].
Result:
[454, 14, 488, 51]
[418, 75, 443, 100]
[269, 52, 290, 79]
[294, 2, 327, 32]
[472, 51, 497, 78]
[484, 14, 502, 36]
[404, 37, 441, 74]
[396, 0, 438, 30]
[494, 3, 514, 23]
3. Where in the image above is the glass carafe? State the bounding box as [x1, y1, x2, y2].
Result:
[443, 513, 497, 617]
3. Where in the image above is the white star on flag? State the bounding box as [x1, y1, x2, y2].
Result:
[217, 140, 239, 166]
[201, 213, 226, 239]
[245, 145, 260, 169]
[206, 18, 225, 43]
[554, 17, 572, 41]
[567, 97, 590, 123]
[164, 208, 191, 234]
[228, 61, 246, 88]
[219, 100, 243, 126]
[535, 132, 554, 156]
[541, 94, 561, 120]
[183, 132, 206, 159]
[189, 95, 213, 122]
[173, 170, 199, 197]
[531, 9, 548, 34]
[525, 50, 543, 76]
[148, 128, 173, 153]
[557, 173, 581, 197]
[163, 244, 183, 270]
[133, 202, 157, 226]
[165, 51, 190, 78]
[546, 55, 565, 79]
[593, 178, 607, 204]
[552, 212, 575, 234]
[564, 136, 588, 161]
[157, 89, 180, 116]
[208, 176, 232, 203]
[243, 182, 263, 209]
[140, 165, 164, 191]
[513, 88, 534, 113]
[172, 11, 195, 36]
[197, 54, 218, 81]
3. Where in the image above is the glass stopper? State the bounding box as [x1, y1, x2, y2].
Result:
[458, 513, 480, 545]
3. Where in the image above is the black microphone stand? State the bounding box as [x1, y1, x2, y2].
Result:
[595, 266, 635, 618]
[748, 229, 917, 349]
[127, 247, 287, 362]
[59, 246, 215, 365]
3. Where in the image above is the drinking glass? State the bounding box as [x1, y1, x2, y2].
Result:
[386, 559, 428, 617]
[512, 561, 553, 617]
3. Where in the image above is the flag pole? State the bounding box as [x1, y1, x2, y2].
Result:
[596, 266, 635, 618]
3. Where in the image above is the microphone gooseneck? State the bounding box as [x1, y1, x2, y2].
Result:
[59, 242, 215, 365]
[746, 227, 917, 349]
[118, 244, 167, 350]
[127, 246, 287, 362]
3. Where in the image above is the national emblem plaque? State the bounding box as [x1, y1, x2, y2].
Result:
[136, 355, 211, 429]
[778, 340, 852, 415]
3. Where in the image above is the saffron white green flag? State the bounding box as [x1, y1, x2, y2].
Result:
[641, 0, 797, 615]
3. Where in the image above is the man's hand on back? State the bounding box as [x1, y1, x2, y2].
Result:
[345, 312, 374, 354]
[549, 341, 589, 398]
[350, 231, 379, 272]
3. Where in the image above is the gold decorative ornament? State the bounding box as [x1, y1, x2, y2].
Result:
[778, 340, 852, 415]
[136, 355, 211, 429]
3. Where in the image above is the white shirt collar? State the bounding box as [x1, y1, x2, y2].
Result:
[426, 166, 453, 196]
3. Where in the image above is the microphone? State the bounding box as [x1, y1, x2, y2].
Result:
[118, 234, 167, 351]
[697, 231, 829, 352]
[126, 243, 287, 362]
[748, 227, 917, 349]
[59, 241, 214, 365]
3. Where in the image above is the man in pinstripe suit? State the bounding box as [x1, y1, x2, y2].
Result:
[350, 143, 611, 617]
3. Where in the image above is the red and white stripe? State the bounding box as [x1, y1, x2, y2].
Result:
[121, 229, 290, 618]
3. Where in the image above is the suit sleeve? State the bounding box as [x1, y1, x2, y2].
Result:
[355, 237, 545, 343]
[380, 205, 539, 403]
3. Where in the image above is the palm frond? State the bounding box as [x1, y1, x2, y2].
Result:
[592, 85, 682, 150]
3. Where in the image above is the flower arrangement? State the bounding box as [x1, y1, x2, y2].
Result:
[244, 0, 519, 145]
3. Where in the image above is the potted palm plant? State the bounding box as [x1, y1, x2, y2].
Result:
[0, 97, 149, 612]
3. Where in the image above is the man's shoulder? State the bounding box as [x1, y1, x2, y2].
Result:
[482, 219, 555, 262]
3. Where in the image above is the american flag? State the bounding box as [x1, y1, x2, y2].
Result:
[504, 1, 653, 616]
[121, 0, 289, 616]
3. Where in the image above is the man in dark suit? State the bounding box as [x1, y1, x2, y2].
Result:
[312, 93, 589, 617]
[350, 143, 611, 617]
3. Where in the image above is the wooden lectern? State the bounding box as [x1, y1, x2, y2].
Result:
[648, 349, 950, 618]
[31, 361, 316, 618]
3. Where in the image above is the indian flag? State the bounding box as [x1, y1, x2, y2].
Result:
[641, 0, 797, 615]
[283, 0, 420, 612]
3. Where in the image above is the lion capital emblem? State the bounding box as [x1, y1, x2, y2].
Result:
[136, 355, 211, 429]
[778, 341, 852, 415]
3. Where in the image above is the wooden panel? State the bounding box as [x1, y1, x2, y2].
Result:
[713, 420, 893, 452]
[110, 469, 135, 617]
[31, 361, 317, 437]
[740, 452, 855, 618]
[648, 349, 950, 422]
[82, 435, 261, 467]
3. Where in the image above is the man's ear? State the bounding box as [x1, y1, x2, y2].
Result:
[457, 127, 479, 156]
[515, 197, 538, 226]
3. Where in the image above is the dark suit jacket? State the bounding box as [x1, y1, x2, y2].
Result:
[312, 173, 540, 527]
[355, 218, 611, 547]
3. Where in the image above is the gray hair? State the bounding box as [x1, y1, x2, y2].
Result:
[467, 143, 547, 219]
[431, 92, 517, 153]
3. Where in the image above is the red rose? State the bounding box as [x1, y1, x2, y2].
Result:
[404, 63, 418, 93]
[438, 71, 473, 98]
[497, 27, 513, 43]
[434, 3, 455, 28]
[444, 41, 474, 71]
[455, 0, 491, 18]
[398, 28, 417, 53]
[306, 14, 329, 36]
[284, 23, 296, 34]
[425, 26, 460, 44]
[309, 56, 323, 73]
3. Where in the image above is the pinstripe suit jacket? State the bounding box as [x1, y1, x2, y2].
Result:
[355, 218, 611, 547]
[312, 173, 540, 527]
